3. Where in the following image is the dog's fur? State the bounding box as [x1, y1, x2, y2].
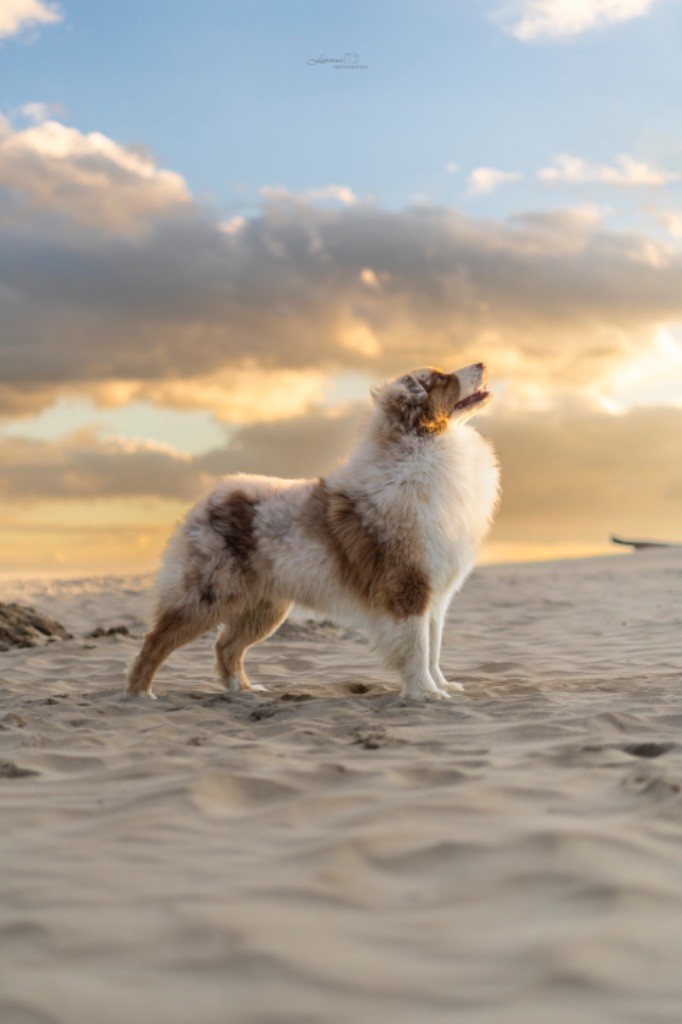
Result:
[126, 363, 500, 701]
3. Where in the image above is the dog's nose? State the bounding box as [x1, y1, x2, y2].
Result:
[476, 362, 487, 383]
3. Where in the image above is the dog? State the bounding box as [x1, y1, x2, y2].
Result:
[126, 363, 499, 702]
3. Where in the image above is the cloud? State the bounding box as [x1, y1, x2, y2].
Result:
[0, 116, 190, 231]
[3, 403, 681, 558]
[259, 184, 357, 205]
[0, 406, 368, 501]
[0, 432, 206, 501]
[1, 113, 682, 433]
[652, 209, 682, 239]
[19, 101, 66, 123]
[468, 167, 522, 195]
[539, 153, 679, 187]
[359, 267, 381, 289]
[0, 0, 61, 40]
[129, 366, 330, 423]
[487, 401, 682, 544]
[493, 0, 664, 41]
[198, 405, 367, 480]
[445, 162, 459, 174]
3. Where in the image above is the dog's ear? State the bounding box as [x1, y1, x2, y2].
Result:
[371, 374, 428, 408]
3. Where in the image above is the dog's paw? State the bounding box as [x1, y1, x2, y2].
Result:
[402, 685, 450, 702]
[249, 684, 268, 693]
[122, 689, 157, 701]
[441, 680, 465, 693]
[433, 669, 464, 693]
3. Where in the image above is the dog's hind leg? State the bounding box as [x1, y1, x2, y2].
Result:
[126, 604, 219, 698]
[215, 598, 292, 693]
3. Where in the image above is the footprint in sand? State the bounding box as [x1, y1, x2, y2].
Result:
[624, 742, 675, 759]
[190, 769, 298, 818]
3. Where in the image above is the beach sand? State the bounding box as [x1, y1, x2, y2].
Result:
[1, 551, 681, 1024]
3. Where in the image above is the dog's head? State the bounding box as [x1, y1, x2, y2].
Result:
[372, 363, 491, 435]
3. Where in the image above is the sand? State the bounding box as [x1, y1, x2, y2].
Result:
[1, 550, 681, 1024]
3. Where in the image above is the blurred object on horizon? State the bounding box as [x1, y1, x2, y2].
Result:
[611, 535, 682, 551]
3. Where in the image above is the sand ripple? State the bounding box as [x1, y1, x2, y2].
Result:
[1, 552, 682, 1023]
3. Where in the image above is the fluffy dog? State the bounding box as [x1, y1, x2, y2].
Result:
[126, 363, 499, 701]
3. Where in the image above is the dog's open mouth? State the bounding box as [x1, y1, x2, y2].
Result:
[454, 389, 490, 411]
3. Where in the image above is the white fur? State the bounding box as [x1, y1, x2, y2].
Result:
[128, 365, 500, 702]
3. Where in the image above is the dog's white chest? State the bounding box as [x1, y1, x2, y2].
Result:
[416, 430, 499, 592]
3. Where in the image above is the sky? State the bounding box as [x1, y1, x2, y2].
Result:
[1, 0, 681, 574]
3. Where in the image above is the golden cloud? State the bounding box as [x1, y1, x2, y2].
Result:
[2, 401, 681, 549]
[1, 114, 682, 565]
[0, 0, 61, 40]
[0, 116, 190, 231]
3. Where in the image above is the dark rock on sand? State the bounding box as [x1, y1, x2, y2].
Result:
[87, 625, 131, 638]
[0, 760, 39, 778]
[0, 603, 72, 652]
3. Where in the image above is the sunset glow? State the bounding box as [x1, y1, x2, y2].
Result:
[2, 1, 681, 575]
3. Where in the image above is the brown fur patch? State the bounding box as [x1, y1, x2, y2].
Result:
[302, 481, 430, 618]
[208, 489, 258, 571]
[126, 605, 219, 695]
[416, 371, 461, 435]
[215, 599, 290, 689]
[377, 368, 462, 438]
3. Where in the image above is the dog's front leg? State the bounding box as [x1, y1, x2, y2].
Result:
[376, 614, 449, 701]
[429, 603, 464, 693]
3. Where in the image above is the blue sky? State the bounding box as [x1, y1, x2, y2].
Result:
[1, 0, 682, 570]
[4, 0, 681, 221]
